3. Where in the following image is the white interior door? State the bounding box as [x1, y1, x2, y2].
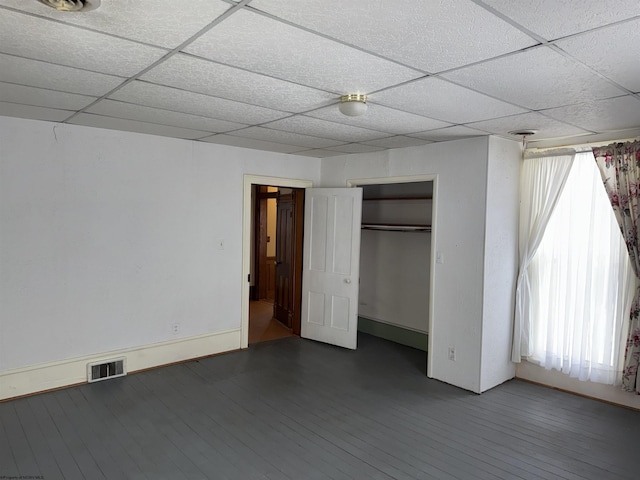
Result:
[301, 188, 362, 349]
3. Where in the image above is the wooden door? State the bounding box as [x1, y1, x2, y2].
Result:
[253, 187, 278, 301]
[272, 189, 304, 334]
[274, 193, 293, 326]
[300, 188, 363, 349]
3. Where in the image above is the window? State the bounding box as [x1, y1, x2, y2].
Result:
[528, 152, 635, 384]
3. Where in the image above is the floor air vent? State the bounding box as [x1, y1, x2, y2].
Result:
[87, 358, 126, 383]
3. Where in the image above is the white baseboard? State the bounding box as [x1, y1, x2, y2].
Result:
[0, 328, 241, 401]
[516, 361, 640, 410]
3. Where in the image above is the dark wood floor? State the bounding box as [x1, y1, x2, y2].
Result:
[249, 300, 295, 344]
[1, 334, 639, 480]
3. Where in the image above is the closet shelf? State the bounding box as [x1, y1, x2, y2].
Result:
[361, 223, 431, 232]
[363, 196, 432, 201]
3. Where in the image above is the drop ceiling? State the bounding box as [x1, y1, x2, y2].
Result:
[1, 0, 639, 157]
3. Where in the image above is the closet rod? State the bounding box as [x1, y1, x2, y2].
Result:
[361, 223, 431, 232]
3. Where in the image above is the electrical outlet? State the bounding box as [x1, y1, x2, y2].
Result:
[448, 347, 456, 361]
[171, 323, 180, 335]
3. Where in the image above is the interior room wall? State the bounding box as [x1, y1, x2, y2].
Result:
[320, 136, 520, 393]
[0, 115, 523, 398]
[0, 116, 320, 397]
[480, 136, 520, 391]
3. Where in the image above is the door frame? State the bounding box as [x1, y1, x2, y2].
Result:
[242, 175, 313, 349]
[347, 174, 437, 378]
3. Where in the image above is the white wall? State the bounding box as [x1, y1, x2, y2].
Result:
[321, 137, 517, 393]
[0, 116, 522, 398]
[480, 137, 520, 391]
[0, 117, 320, 395]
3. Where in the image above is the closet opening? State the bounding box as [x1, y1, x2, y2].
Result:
[354, 180, 434, 359]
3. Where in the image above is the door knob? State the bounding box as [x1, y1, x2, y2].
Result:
[344, 278, 351, 284]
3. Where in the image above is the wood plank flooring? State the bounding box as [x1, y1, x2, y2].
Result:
[249, 300, 295, 344]
[1, 333, 639, 480]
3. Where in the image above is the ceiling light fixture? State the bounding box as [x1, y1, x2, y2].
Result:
[338, 94, 367, 117]
[37, 0, 100, 12]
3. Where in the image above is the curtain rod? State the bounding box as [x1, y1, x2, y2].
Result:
[526, 136, 640, 155]
[523, 147, 592, 159]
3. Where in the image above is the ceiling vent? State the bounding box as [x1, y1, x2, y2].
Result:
[37, 0, 101, 12]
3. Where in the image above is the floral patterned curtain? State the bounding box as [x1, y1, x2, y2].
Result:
[593, 141, 640, 393]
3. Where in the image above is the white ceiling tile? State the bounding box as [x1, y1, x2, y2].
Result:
[362, 136, 433, 149]
[306, 103, 450, 134]
[0, 82, 95, 110]
[483, 0, 640, 40]
[443, 47, 626, 110]
[0, 53, 125, 97]
[0, 1, 637, 152]
[0, 10, 166, 76]
[69, 113, 212, 140]
[230, 126, 343, 149]
[466, 112, 591, 140]
[556, 19, 640, 93]
[373, 77, 527, 124]
[199, 134, 306, 154]
[264, 116, 389, 143]
[325, 144, 386, 154]
[184, 9, 422, 93]
[294, 149, 348, 158]
[541, 96, 640, 133]
[0, 101, 71, 122]
[0, 0, 231, 49]
[86, 100, 245, 133]
[410, 125, 488, 142]
[140, 54, 334, 113]
[109, 81, 290, 125]
[250, 0, 537, 72]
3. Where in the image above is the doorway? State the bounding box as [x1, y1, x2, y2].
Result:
[248, 183, 305, 345]
[242, 176, 312, 349]
[241, 174, 436, 371]
[348, 175, 437, 377]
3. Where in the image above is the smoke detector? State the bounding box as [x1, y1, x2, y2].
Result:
[37, 0, 101, 12]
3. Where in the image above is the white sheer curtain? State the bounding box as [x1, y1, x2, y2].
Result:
[512, 151, 575, 362]
[527, 152, 635, 384]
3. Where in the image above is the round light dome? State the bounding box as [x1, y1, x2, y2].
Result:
[338, 94, 367, 117]
[37, 0, 101, 12]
